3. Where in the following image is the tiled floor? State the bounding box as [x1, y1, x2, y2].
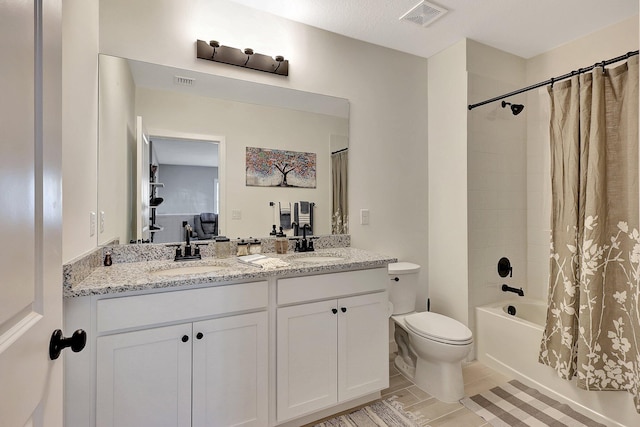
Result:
[307, 356, 512, 426]
[381, 357, 512, 426]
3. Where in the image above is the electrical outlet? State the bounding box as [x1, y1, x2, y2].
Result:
[232, 210, 242, 220]
[90, 211, 96, 236]
[99, 211, 105, 233]
[360, 209, 370, 225]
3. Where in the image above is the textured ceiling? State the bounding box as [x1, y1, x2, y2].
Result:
[227, 0, 638, 59]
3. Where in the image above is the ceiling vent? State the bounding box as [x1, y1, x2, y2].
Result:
[400, 1, 448, 27]
[174, 75, 195, 87]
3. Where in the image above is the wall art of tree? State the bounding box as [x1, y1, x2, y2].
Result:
[246, 147, 316, 188]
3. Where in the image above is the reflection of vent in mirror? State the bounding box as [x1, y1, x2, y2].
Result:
[400, 1, 448, 27]
[174, 76, 195, 86]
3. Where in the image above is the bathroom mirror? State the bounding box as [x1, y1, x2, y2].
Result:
[97, 54, 349, 245]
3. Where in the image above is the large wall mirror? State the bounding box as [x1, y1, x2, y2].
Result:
[98, 54, 349, 246]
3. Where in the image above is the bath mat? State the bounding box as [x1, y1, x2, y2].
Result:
[461, 380, 606, 427]
[313, 397, 422, 427]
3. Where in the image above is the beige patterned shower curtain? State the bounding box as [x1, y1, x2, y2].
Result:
[539, 56, 640, 411]
[331, 149, 348, 234]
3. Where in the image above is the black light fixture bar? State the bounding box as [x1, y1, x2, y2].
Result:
[196, 39, 289, 76]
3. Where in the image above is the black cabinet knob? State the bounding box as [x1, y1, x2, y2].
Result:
[182, 335, 189, 343]
[196, 332, 204, 340]
[49, 329, 87, 360]
[331, 308, 338, 314]
[341, 307, 347, 313]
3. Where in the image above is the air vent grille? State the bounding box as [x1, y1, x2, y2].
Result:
[174, 76, 195, 86]
[400, 1, 448, 27]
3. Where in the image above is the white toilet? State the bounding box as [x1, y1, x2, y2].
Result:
[388, 262, 473, 403]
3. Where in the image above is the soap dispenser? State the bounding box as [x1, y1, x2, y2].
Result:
[236, 239, 249, 257]
[275, 228, 288, 254]
[249, 238, 262, 255]
[214, 236, 231, 258]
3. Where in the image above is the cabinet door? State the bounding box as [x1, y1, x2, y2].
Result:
[192, 312, 268, 427]
[277, 300, 338, 421]
[338, 291, 389, 401]
[96, 324, 193, 427]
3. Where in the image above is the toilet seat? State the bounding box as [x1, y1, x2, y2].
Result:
[404, 312, 473, 345]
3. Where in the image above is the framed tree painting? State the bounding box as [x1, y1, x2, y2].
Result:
[246, 147, 316, 188]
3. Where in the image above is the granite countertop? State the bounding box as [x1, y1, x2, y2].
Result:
[65, 247, 397, 298]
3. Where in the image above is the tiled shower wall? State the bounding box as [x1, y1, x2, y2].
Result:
[467, 73, 528, 337]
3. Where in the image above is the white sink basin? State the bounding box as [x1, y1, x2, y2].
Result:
[151, 265, 226, 277]
[289, 254, 345, 263]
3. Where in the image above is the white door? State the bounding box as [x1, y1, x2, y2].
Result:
[276, 300, 338, 421]
[95, 324, 193, 427]
[192, 312, 268, 427]
[0, 1, 64, 426]
[338, 292, 389, 401]
[136, 116, 150, 242]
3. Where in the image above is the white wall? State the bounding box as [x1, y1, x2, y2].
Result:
[428, 39, 528, 330]
[63, 0, 430, 298]
[525, 16, 639, 301]
[427, 40, 469, 321]
[62, 0, 99, 260]
[136, 86, 344, 238]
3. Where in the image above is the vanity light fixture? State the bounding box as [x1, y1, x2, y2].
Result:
[196, 39, 289, 76]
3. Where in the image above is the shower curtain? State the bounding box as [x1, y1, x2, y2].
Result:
[331, 149, 348, 234]
[539, 56, 640, 411]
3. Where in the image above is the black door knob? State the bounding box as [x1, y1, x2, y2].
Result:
[341, 307, 347, 313]
[331, 308, 338, 314]
[182, 335, 189, 343]
[196, 332, 204, 340]
[49, 329, 87, 360]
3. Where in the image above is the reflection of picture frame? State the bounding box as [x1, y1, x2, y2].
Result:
[246, 147, 316, 188]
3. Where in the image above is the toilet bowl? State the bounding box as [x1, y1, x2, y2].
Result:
[388, 262, 473, 403]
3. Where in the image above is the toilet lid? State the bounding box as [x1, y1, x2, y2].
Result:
[404, 312, 473, 344]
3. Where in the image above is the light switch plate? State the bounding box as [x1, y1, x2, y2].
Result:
[99, 211, 105, 233]
[360, 209, 370, 225]
[90, 211, 96, 236]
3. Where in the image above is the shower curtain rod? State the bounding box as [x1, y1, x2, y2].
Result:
[467, 50, 639, 111]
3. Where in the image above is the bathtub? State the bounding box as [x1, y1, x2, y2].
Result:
[476, 300, 638, 427]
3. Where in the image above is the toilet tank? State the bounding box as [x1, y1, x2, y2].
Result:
[388, 262, 421, 315]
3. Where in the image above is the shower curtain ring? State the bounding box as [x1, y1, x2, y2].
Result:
[601, 61, 606, 75]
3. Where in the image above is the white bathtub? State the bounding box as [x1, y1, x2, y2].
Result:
[476, 300, 638, 427]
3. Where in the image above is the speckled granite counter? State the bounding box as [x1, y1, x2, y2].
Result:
[65, 247, 397, 298]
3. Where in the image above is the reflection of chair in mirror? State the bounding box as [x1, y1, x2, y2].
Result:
[193, 213, 218, 240]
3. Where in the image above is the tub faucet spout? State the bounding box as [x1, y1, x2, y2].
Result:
[502, 284, 524, 296]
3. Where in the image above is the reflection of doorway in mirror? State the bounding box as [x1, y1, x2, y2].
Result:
[148, 136, 221, 244]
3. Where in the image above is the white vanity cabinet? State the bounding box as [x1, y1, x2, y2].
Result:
[96, 312, 268, 427]
[68, 281, 269, 427]
[275, 268, 389, 422]
[96, 323, 193, 427]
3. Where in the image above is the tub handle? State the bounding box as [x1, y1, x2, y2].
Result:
[497, 257, 513, 278]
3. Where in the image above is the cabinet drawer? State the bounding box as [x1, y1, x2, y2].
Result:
[97, 281, 268, 333]
[278, 268, 387, 305]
